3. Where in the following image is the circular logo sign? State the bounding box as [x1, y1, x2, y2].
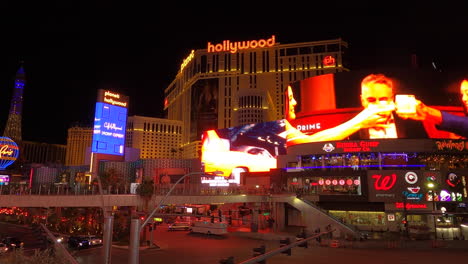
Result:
[405, 172, 418, 184]
[0, 137, 19, 170]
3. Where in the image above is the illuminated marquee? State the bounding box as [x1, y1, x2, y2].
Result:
[207, 35, 276, 53]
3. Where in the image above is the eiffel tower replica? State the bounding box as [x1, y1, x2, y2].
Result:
[2, 62, 26, 171]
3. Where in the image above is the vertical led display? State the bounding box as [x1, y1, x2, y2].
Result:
[91, 90, 129, 156]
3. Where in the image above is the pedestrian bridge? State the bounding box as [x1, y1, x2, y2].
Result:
[0, 194, 297, 208]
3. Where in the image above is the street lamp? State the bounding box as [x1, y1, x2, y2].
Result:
[427, 182, 438, 241]
[129, 170, 223, 264]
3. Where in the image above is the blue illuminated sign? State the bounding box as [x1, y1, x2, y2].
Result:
[91, 101, 127, 156]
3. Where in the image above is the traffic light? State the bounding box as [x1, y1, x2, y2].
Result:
[279, 238, 291, 256]
[219, 256, 234, 264]
[253, 245, 266, 264]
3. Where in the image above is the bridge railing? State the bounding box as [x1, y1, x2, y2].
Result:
[0, 183, 286, 196]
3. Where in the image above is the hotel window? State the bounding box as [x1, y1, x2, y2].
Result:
[314, 45, 325, 53]
[286, 48, 298, 56]
[327, 44, 339, 52]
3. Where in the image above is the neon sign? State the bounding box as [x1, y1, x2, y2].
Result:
[335, 141, 380, 152]
[0, 137, 19, 170]
[395, 202, 428, 210]
[405, 171, 418, 184]
[435, 140, 465, 151]
[103, 91, 127, 107]
[323, 55, 336, 67]
[207, 35, 276, 53]
[180, 50, 195, 72]
[372, 174, 397, 190]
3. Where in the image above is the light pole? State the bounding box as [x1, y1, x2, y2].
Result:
[129, 171, 222, 264]
[427, 182, 437, 241]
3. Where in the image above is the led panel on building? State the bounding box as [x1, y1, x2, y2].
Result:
[91, 90, 129, 156]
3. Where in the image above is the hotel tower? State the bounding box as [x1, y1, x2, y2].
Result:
[164, 36, 349, 158]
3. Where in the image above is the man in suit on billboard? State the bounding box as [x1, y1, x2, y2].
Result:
[284, 73, 427, 145]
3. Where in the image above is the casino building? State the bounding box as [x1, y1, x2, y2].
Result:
[164, 36, 349, 158]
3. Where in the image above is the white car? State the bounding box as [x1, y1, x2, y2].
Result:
[168, 222, 192, 231]
[87, 236, 103, 246]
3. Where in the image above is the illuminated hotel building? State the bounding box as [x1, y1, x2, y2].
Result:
[164, 36, 348, 158]
[126, 115, 183, 159]
[21, 141, 66, 165]
[65, 125, 93, 166]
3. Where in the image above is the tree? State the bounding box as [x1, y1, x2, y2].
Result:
[137, 180, 154, 211]
[99, 168, 124, 191]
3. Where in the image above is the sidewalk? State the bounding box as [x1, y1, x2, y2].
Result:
[229, 226, 468, 249]
[112, 241, 165, 251]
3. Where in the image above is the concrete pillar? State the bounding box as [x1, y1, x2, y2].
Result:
[129, 218, 140, 264]
[103, 215, 114, 264]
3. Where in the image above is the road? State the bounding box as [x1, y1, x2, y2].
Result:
[0, 222, 43, 251]
[73, 223, 468, 264]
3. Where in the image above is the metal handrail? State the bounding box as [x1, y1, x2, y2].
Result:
[238, 230, 334, 264]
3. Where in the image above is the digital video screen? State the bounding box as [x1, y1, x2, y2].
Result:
[201, 120, 287, 177]
[285, 69, 468, 146]
[91, 102, 128, 156]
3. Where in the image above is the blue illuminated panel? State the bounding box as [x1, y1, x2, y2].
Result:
[91, 102, 127, 155]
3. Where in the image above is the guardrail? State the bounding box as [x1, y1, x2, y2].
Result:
[0, 183, 290, 196]
[237, 230, 334, 264]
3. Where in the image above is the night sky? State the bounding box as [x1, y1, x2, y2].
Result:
[1, 2, 467, 145]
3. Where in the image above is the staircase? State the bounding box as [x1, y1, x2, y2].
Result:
[284, 196, 361, 239]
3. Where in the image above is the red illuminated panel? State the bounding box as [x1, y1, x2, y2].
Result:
[323, 55, 336, 67]
[298, 74, 336, 115]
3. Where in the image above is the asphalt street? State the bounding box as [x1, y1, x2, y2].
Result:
[72, 223, 468, 264]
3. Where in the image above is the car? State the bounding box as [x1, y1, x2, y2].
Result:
[67, 236, 90, 249]
[0, 243, 9, 254]
[168, 222, 192, 231]
[87, 236, 103, 246]
[2, 237, 24, 250]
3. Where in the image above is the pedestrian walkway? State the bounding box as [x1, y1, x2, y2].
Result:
[229, 225, 468, 250]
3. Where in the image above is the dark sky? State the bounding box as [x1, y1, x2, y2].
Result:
[1, 2, 467, 144]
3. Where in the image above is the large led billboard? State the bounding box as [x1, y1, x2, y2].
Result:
[91, 90, 129, 156]
[200, 69, 468, 177]
[285, 69, 468, 146]
[201, 120, 286, 177]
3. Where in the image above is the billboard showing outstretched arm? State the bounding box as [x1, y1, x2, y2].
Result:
[284, 69, 468, 146]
